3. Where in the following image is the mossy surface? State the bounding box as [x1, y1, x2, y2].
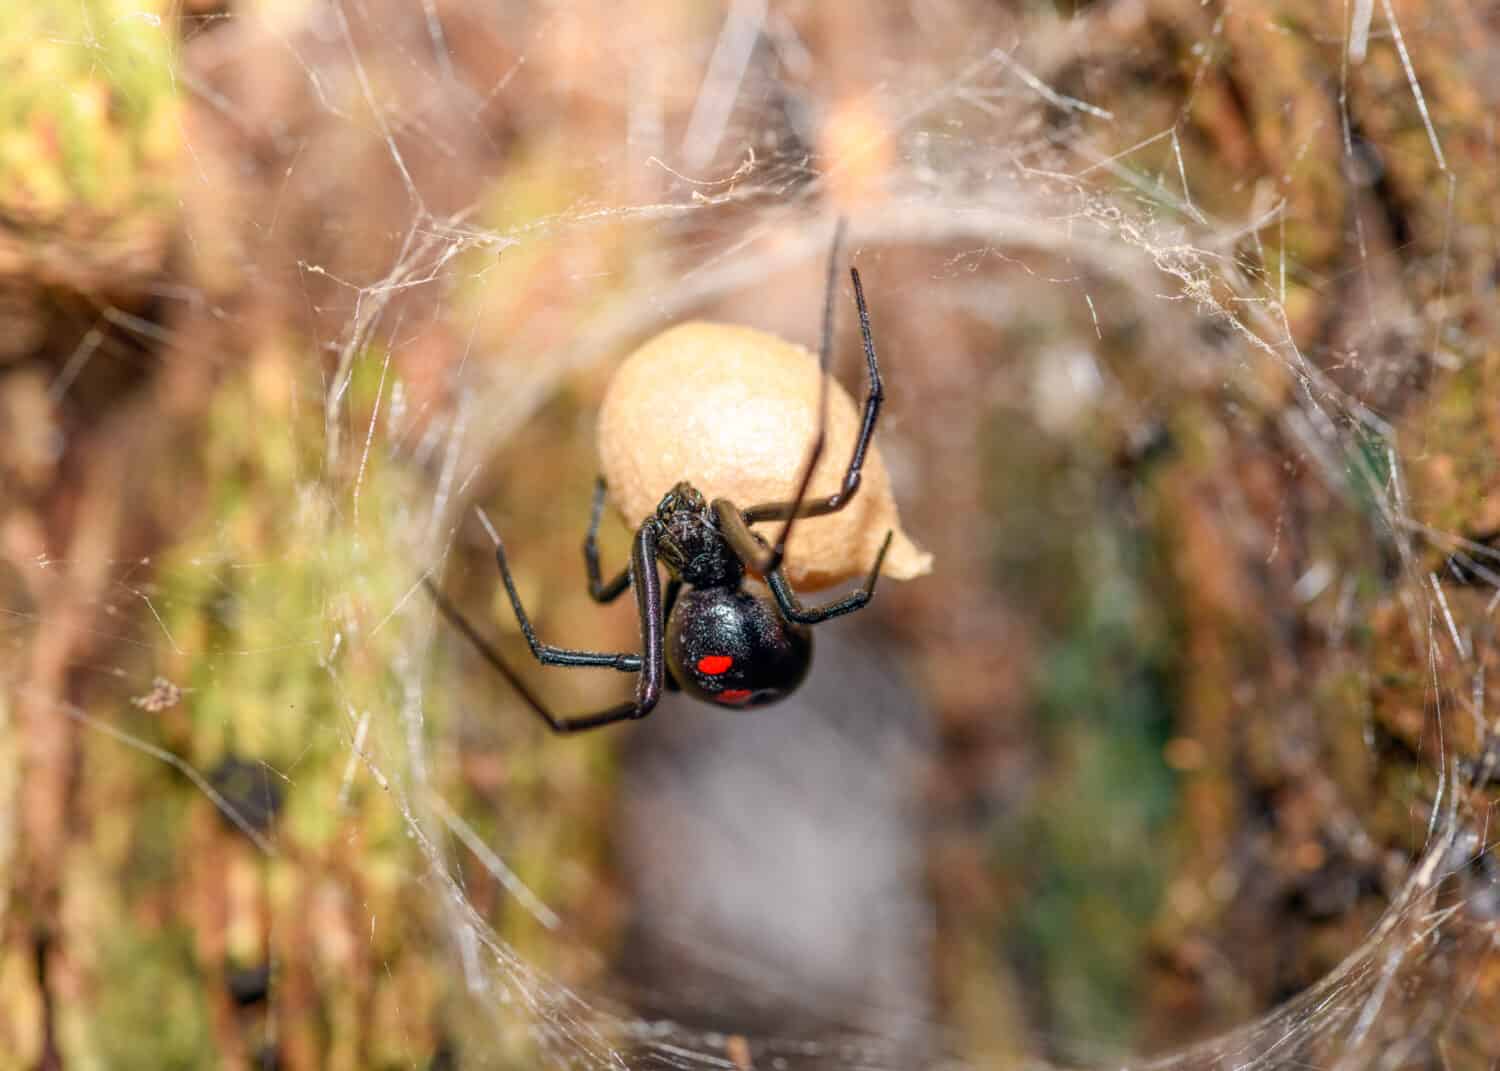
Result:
[0, 0, 177, 226]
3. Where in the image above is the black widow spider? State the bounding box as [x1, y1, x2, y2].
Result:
[423, 223, 894, 733]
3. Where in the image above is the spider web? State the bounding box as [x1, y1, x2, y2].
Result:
[4, 1, 1498, 1068]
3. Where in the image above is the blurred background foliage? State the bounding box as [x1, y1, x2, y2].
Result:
[2, 1, 1498, 1069]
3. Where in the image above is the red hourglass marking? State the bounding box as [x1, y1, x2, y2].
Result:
[697, 655, 733, 675]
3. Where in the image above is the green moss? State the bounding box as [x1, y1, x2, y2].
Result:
[1012, 526, 1178, 1051]
[1347, 422, 1396, 517]
[981, 405, 1179, 1048]
[59, 349, 476, 1063]
[154, 365, 417, 845]
[0, 0, 177, 225]
[89, 926, 216, 1069]
[78, 336, 625, 1064]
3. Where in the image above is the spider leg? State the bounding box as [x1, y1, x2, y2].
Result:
[765, 530, 892, 624]
[424, 516, 666, 734]
[744, 227, 884, 581]
[662, 578, 683, 692]
[737, 220, 842, 561]
[478, 508, 641, 670]
[424, 579, 641, 732]
[743, 265, 883, 529]
[714, 500, 893, 625]
[713, 498, 773, 562]
[584, 477, 631, 603]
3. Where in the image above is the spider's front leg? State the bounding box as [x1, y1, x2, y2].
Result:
[741, 267, 884, 530]
[583, 478, 631, 603]
[581, 478, 682, 691]
[764, 530, 892, 624]
[712, 501, 893, 625]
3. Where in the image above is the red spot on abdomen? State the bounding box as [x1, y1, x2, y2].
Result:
[697, 655, 733, 676]
[716, 689, 752, 704]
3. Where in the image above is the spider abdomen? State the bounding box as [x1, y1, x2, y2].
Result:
[667, 587, 812, 708]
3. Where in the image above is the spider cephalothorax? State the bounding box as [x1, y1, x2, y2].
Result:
[653, 482, 744, 589]
[425, 221, 904, 733]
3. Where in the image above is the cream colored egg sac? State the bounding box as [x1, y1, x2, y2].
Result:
[597, 321, 932, 590]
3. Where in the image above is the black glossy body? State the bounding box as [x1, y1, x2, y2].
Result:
[666, 551, 813, 709]
[423, 224, 899, 734]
